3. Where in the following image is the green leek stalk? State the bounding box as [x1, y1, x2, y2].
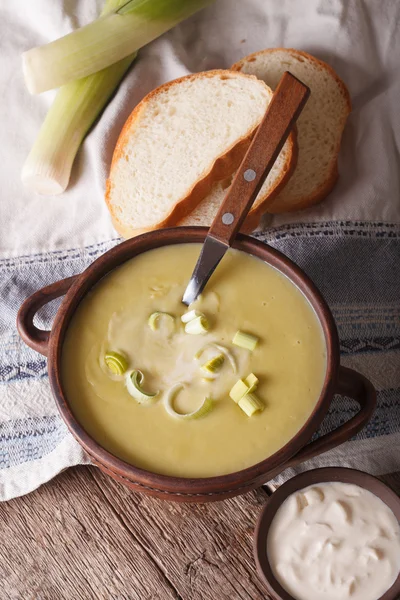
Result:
[21, 0, 136, 195]
[23, 0, 214, 95]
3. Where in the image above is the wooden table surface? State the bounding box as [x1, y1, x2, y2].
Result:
[1, 467, 399, 600]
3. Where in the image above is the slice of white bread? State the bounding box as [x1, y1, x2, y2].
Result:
[179, 178, 231, 227]
[178, 130, 295, 232]
[232, 48, 351, 212]
[106, 70, 277, 238]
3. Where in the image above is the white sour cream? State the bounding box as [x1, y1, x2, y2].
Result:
[267, 482, 400, 600]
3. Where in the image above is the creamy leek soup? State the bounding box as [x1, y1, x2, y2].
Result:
[62, 244, 327, 478]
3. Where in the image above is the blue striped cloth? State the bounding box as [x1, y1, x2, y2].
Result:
[1, 221, 399, 499]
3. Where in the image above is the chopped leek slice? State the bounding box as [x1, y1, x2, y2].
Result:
[195, 343, 237, 373]
[104, 350, 128, 375]
[185, 315, 209, 335]
[201, 354, 224, 375]
[21, 0, 136, 194]
[181, 309, 210, 334]
[232, 331, 259, 351]
[126, 370, 159, 404]
[148, 311, 175, 332]
[23, 0, 214, 94]
[181, 309, 202, 323]
[229, 379, 249, 403]
[194, 346, 207, 360]
[86, 344, 124, 399]
[238, 393, 264, 417]
[214, 344, 237, 372]
[244, 373, 259, 393]
[230, 373, 259, 402]
[164, 384, 213, 420]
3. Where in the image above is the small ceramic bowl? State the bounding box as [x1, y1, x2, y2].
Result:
[255, 467, 400, 600]
[17, 228, 376, 502]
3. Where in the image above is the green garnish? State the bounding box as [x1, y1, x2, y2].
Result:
[104, 350, 128, 375]
[181, 308, 210, 335]
[185, 315, 209, 335]
[229, 373, 263, 415]
[148, 311, 175, 332]
[244, 373, 258, 393]
[229, 379, 249, 404]
[232, 331, 259, 351]
[126, 370, 159, 404]
[238, 393, 264, 417]
[229, 374, 259, 402]
[164, 384, 213, 420]
[201, 354, 224, 375]
[195, 343, 237, 373]
[181, 309, 202, 323]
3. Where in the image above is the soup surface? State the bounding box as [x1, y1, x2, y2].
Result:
[62, 244, 327, 478]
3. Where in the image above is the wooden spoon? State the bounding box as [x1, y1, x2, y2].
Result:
[182, 71, 310, 306]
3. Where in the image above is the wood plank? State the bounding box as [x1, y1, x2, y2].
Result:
[89, 467, 270, 600]
[0, 466, 398, 600]
[88, 468, 400, 600]
[0, 466, 180, 600]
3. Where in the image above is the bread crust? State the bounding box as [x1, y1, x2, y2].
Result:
[105, 70, 274, 238]
[232, 48, 351, 214]
[176, 127, 297, 232]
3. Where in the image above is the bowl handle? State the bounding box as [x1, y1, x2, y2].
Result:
[16, 275, 79, 357]
[285, 366, 376, 468]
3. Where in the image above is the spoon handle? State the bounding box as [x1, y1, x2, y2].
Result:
[210, 72, 310, 245]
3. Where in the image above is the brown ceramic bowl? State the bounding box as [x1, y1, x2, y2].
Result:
[17, 228, 376, 502]
[255, 467, 400, 600]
